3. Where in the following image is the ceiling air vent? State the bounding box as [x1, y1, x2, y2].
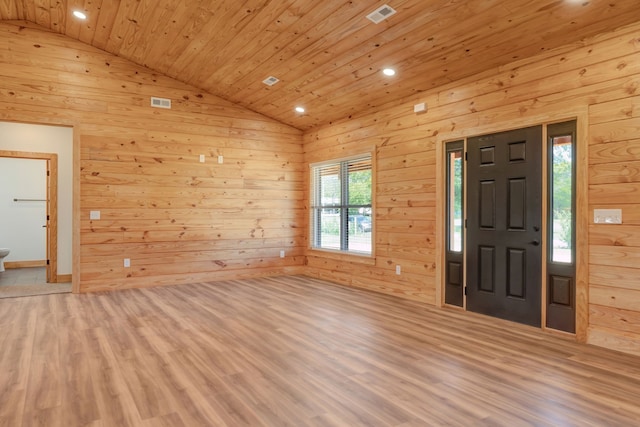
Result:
[262, 76, 280, 86]
[366, 4, 397, 24]
[150, 97, 171, 109]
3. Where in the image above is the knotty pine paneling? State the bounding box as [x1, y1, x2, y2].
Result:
[2, 1, 639, 130]
[303, 21, 640, 356]
[0, 21, 305, 292]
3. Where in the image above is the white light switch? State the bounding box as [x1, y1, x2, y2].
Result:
[124, 258, 130, 268]
[594, 209, 622, 224]
[199, 154, 205, 163]
[90, 210, 100, 220]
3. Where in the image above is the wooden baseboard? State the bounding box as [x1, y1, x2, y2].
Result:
[4, 260, 46, 269]
[57, 274, 72, 283]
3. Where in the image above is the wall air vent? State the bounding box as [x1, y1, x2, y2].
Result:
[366, 4, 397, 24]
[262, 76, 280, 86]
[150, 97, 171, 109]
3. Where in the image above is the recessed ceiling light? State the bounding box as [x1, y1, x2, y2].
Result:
[73, 10, 87, 20]
[382, 68, 396, 76]
[295, 106, 305, 113]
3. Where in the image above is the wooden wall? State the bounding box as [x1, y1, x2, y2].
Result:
[1, 19, 639, 356]
[0, 21, 306, 292]
[303, 21, 640, 356]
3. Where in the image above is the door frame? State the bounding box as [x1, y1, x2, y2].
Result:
[0, 150, 58, 282]
[435, 107, 588, 342]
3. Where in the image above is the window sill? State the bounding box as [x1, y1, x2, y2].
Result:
[307, 248, 376, 265]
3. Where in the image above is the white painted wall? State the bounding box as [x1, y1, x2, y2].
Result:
[0, 122, 73, 274]
[0, 158, 47, 262]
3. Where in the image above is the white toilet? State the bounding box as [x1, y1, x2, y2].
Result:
[0, 248, 9, 273]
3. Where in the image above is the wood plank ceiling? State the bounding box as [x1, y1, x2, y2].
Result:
[0, 0, 639, 130]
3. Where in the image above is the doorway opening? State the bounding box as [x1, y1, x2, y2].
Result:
[444, 121, 577, 333]
[0, 151, 59, 288]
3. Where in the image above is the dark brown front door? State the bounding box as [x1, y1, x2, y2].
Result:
[466, 126, 542, 327]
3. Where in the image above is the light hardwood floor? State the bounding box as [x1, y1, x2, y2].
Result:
[1, 275, 640, 426]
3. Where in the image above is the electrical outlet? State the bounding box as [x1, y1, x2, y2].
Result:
[90, 210, 100, 220]
[280, 250, 285, 258]
[395, 265, 401, 275]
[199, 154, 205, 163]
[218, 155, 224, 164]
[124, 258, 131, 268]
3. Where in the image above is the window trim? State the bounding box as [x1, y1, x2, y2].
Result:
[309, 152, 373, 257]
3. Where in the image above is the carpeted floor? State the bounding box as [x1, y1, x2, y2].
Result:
[0, 267, 71, 298]
[0, 282, 72, 298]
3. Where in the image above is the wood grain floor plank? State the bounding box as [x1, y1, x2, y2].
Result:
[2, 275, 640, 426]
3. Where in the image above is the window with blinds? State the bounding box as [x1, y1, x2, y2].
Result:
[310, 155, 372, 254]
